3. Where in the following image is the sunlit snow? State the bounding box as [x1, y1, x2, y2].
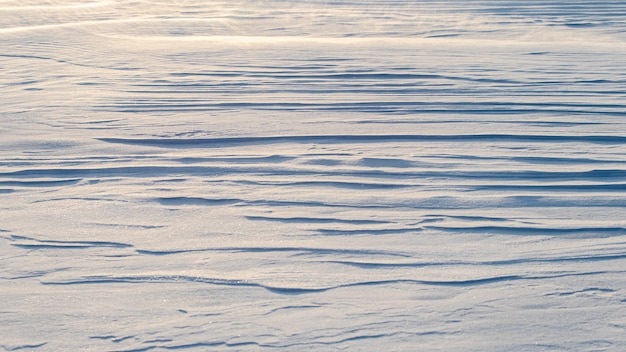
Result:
[1, 1, 626, 351]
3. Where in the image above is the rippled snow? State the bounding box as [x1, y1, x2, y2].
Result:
[1, 1, 626, 351]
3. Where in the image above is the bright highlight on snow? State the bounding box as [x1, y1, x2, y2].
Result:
[1, 0, 626, 350]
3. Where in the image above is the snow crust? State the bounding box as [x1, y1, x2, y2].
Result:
[1, 1, 626, 350]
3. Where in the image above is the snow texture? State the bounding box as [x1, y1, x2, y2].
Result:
[1, 1, 626, 351]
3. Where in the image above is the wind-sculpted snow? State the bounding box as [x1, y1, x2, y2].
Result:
[2, 0, 626, 351]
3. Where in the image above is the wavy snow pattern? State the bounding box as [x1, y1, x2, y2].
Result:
[2, 0, 626, 351]
[43, 270, 624, 294]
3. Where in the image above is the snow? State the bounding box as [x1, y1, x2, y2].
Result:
[1, 1, 626, 351]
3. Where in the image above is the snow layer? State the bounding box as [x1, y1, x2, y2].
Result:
[1, 1, 626, 351]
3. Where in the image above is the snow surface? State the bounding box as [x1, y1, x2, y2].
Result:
[1, 1, 626, 350]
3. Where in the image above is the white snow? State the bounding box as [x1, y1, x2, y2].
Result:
[1, 1, 626, 351]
